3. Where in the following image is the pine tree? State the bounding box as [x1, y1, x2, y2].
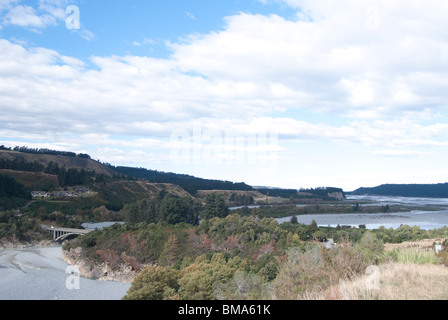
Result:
[159, 233, 179, 267]
[201, 193, 229, 220]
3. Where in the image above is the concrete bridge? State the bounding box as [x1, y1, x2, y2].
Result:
[41, 225, 92, 242]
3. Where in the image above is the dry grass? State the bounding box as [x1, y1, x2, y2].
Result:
[0, 149, 114, 176]
[385, 247, 440, 265]
[271, 242, 369, 300]
[301, 262, 448, 300]
[290, 238, 448, 300]
[384, 238, 443, 252]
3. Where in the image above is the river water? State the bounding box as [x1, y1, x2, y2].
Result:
[0, 222, 131, 300]
[276, 195, 448, 230]
[0, 246, 131, 300]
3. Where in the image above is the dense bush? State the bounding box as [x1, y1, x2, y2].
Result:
[272, 240, 368, 299]
[436, 239, 448, 265]
[122, 192, 229, 226]
[356, 231, 384, 264]
[61, 214, 448, 301]
[122, 265, 181, 300]
[0, 174, 31, 211]
[0, 211, 47, 242]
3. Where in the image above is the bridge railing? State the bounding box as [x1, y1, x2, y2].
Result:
[41, 225, 92, 242]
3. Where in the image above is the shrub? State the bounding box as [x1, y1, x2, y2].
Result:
[356, 231, 384, 264]
[272, 240, 368, 300]
[387, 248, 440, 265]
[122, 265, 181, 300]
[435, 239, 448, 265]
[214, 271, 272, 300]
[178, 254, 239, 300]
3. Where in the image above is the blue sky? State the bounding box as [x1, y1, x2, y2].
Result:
[2, 0, 298, 59]
[1, 0, 448, 191]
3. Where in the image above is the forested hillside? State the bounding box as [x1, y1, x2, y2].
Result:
[0, 174, 31, 211]
[0, 148, 114, 177]
[1, 147, 344, 201]
[109, 165, 254, 194]
[351, 183, 448, 198]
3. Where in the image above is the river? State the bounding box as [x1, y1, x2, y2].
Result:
[0, 246, 131, 300]
[276, 195, 448, 230]
[0, 222, 131, 300]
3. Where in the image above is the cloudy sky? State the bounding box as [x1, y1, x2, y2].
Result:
[1, 0, 448, 191]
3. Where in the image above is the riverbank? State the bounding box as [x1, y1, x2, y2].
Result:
[0, 246, 131, 300]
[62, 247, 140, 283]
[276, 209, 448, 230]
[0, 239, 56, 250]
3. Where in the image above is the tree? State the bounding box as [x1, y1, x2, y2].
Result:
[0, 174, 32, 210]
[178, 254, 239, 300]
[312, 230, 327, 242]
[45, 161, 60, 175]
[357, 230, 384, 264]
[58, 166, 67, 186]
[201, 193, 229, 220]
[159, 194, 201, 225]
[159, 234, 179, 267]
[179, 196, 201, 225]
[307, 220, 319, 235]
[215, 271, 271, 300]
[77, 153, 91, 159]
[122, 265, 181, 300]
[124, 203, 141, 225]
[123, 192, 201, 226]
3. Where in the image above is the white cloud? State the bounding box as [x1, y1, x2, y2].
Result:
[372, 149, 430, 158]
[72, 29, 95, 41]
[0, 0, 95, 40]
[167, 3, 448, 119]
[1, 3, 447, 147]
[0, 0, 69, 29]
[2, 1, 448, 188]
[3, 5, 52, 28]
[186, 12, 196, 20]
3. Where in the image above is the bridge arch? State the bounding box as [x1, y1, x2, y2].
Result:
[42, 225, 92, 242]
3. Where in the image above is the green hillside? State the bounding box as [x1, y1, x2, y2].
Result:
[0, 149, 115, 177]
[350, 183, 448, 198]
[0, 174, 31, 211]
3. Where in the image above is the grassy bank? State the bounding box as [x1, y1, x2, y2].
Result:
[295, 239, 448, 300]
[302, 262, 448, 300]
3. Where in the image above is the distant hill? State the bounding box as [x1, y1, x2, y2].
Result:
[0, 148, 259, 195]
[350, 183, 448, 198]
[109, 165, 254, 194]
[91, 180, 194, 211]
[0, 149, 115, 177]
[0, 146, 345, 202]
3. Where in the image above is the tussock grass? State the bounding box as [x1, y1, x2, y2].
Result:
[271, 241, 369, 300]
[302, 263, 448, 300]
[385, 248, 440, 265]
[273, 237, 448, 300]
